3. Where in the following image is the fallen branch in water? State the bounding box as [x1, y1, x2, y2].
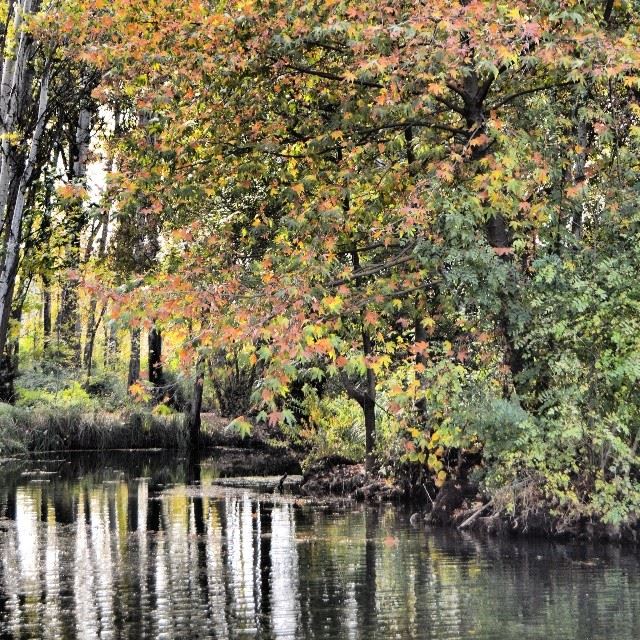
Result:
[458, 477, 538, 530]
[458, 499, 494, 530]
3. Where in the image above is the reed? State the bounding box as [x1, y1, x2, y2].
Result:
[0, 405, 189, 453]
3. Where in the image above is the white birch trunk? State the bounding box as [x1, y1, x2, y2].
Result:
[0, 0, 29, 126]
[0, 61, 50, 356]
[55, 104, 91, 361]
[0, 0, 35, 228]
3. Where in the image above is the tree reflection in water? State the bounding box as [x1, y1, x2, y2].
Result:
[0, 452, 640, 640]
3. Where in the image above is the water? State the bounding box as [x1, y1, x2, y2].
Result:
[0, 452, 639, 640]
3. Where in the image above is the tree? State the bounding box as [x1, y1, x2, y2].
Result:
[48, 0, 640, 521]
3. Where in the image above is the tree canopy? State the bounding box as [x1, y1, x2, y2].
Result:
[1, 0, 640, 526]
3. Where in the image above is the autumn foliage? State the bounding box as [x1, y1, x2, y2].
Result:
[1, 0, 640, 523]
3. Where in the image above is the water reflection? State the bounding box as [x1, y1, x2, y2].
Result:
[1, 454, 640, 639]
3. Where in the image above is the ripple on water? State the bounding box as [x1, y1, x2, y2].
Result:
[0, 454, 639, 639]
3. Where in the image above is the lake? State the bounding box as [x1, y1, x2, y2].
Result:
[0, 451, 638, 639]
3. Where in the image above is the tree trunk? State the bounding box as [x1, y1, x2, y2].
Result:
[0, 316, 18, 403]
[362, 322, 376, 474]
[414, 312, 428, 420]
[83, 215, 109, 372]
[84, 304, 105, 379]
[0, 274, 29, 403]
[569, 89, 593, 240]
[38, 155, 57, 355]
[83, 109, 114, 373]
[0, 1, 16, 72]
[42, 275, 51, 351]
[0, 62, 50, 359]
[460, 72, 524, 390]
[350, 246, 377, 473]
[105, 320, 118, 368]
[188, 359, 205, 453]
[0, 0, 36, 224]
[0, 352, 14, 402]
[127, 327, 141, 388]
[55, 106, 91, 364]
[148, 326, 163, 386]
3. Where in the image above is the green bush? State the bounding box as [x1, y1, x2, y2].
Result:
[17, 381, 95, 409]
[298, 390, 366, 465]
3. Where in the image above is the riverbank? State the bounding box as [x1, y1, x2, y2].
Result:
[296, 458, 640, 545]
[2, 409, 637, 546]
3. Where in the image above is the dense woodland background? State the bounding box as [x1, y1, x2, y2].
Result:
[0, 0, 639, 528]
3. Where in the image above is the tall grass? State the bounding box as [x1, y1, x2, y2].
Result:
[0, 409, 26, 456]
[0, 404, 188, 453]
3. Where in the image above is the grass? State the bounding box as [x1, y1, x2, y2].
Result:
[0, 405, 285, 455]
[0, 404, 188, 454]
[0, 367, 195, 455]
[0, 368, 286, 456]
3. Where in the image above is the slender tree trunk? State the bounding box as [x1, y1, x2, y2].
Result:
[84, 304, 105, 378]
[105, 320, 118, 368]
[0, 1, 16, 72]
[188, 358, 205, 453]
[148, 326, 163, 385]
[0, 62, 50, 358]
[570, 91, 594, 239]
[414, 311, 429, 420]
[83, 215, 109, 372]
[0, 0, 35, 224]
[56, 106, 91, 364]
[348, 247, 377, 474]
[361, 321, 376, 473]
[0, 309, 19, 402]
[83, 107, 114, 373]
[42, 275, 51, 350]
[127, 327, 141, 388]
[0, 272, 30, 403]
[38, 154, 57, 354]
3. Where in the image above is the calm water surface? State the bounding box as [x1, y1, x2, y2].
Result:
[0, 452, 639, 640]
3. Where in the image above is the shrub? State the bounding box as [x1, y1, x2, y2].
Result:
[297, 390, 366, 466]
[210, 350, 258, 417]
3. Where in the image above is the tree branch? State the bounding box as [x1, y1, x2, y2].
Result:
[327, 253, 415, 287]
[489, 81, 575, 110]
[283, 64, 383, 89]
